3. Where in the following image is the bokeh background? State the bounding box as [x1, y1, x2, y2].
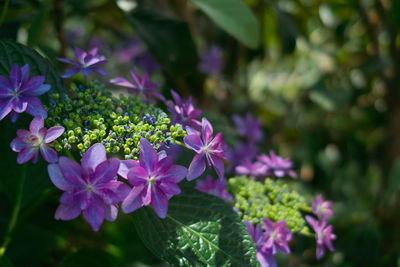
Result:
[0, 0, 399, 266]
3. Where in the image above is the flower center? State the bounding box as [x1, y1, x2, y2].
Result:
[86, 184, 94, 191]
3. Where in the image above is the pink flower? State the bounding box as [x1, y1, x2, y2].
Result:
[10, 117, 64, 164]
[306, 215, 336, 259]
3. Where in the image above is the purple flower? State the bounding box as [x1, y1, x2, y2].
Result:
[245, 221, 277, 267]
[0, 64, 50, 122]
[306, 215, 336, 259]
[198, 45, 224, 76]
[227, 142, 259, 171]
[257, 151, 297, 178]
[57, 47, 107, 78]
[121, 138, 187, 218]
[48, 143, 130, 231]
[262, 218, 292, 255]
[312, 194, 334, 221]
[232, 113, 263, 143]
[184, 117, 227, 180]
[110, 70, 163, 101]
[235, 160, 267, 177]
[195, 175, 233, 201]
[10, 117, 64, 164]
[165, 89, 202, 130]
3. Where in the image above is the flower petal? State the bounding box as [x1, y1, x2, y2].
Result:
[83, 197, 105, 232]
[104, 204, 118, 222]
[93, 158, 120, 184]
[58, 156, 84, 185]
[81, 143, 106, 174]
[61, 67, 81, 78]
[109, 77, 136, 88]
[40, 145, 58, 163]
[160, 165, 187, 183]
[157, 181, 181, 196]
[17, 146, 38, 164]
[187, 153, 206, 181]
[20, 76, 46, 95]
[9, 110, 19, 122]
[11, 97, 28, 113]
[151, 186, 168, 218]
[55, 203, 81, 220]
[48, 164, 75, 191]
[183, 134, 203, 153]
[201, 117, 213, 145]
[20, 64, 30, 84]
[29, 116, 44, 135]
[10, 138, 27, 152]
[25, 97, 47, 118]
[121, 184, 146, 213]
[139, 138, 158, 173]
[209, 155, 224, 179]
[9, 64, 21, 90]
[0, 76, 12, 98]
[44, 126, 65, 143]
[127, 166, 148, 186]
[118, 159, 139, 179]
[0, 99, 12, 120]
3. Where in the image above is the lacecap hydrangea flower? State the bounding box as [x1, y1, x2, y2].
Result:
[10, 116, 64, 164]
[57, 47, 107, 78]
[184, 117, 227, 180]
[122, 138, 187, 218]
[0, 64, 50, 122]
[306, 215, 336, 259]
[312, 194, 334, 221]
[245, 221, 277, 267]
[48, 143, 130, 231]
[257, 150, 297, 178]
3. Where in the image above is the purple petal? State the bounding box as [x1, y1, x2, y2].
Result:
[109, 77, 136, 88]
[130, 70, 142, 86]
[209, 155, 224, 179]
[316, 244, 325, 260]
[11, 97, 28, 113]
[9, 64, 21, 90]
[29, 116, 44, 135]
[48, 164, 75, 191]
[305, 215, 318, 230]
[0, 99, 12, 120]
[160, 165, 187, 183]
[20, 64, 30, 84]
[92, 158, 120, 184]
[0, 76, 12, 97]
[61, 67, 81, 78]
[127, 166, 148, 186]
[10, 138, 27, 152]
[40, 145, 58, 163]
[118, 159, 139, 179]
[25, 97, 47, 118]
[187, 153, 206, 181]
[104, 180, 131, 201]
[55, 203, 81, 220]
[183, 134, 203, 153]
[74, 47, 86, 63]
[57, 57, 78, 65]
[58, 156, 84, 185]
[92, 67, 107, 76]
[151, 186, 168, 218]
[139, 138, 158, 173]
[44, 126, 65, 143]
[121, 184, 146, 213]
[257, 252, 277, 267]
[158, 181, 181, 195]
[83, 198, 105, 232]
[104, 204, 118, 222]
[20, 76, 46, 95]
[9, 110, 19, 122]
[81, 143, 106, 174]
[201, 117, 213, 145]
[17, 146, 38, 164]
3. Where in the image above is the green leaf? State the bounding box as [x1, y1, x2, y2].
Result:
[126, 8, 198, 76]
[58, 249, 117, 267]
[27, 4, 49, 47]
[190, 0, 260, 49]
[0, 255, 14, 267]
[132, 186, 259, 267]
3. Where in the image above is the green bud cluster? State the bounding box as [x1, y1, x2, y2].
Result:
[228, 176, 311, 234]
[45, 81, 186, 159]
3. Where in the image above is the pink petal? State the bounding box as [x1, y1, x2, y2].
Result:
[29, 116, 44, 135]
[109, 77, 136, 88]
[44, 126, 64, 143]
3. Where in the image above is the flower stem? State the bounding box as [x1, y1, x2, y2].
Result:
[65, 150, 75, 160]
[0, 0, 10, 28]
[0, 164, 26, 257]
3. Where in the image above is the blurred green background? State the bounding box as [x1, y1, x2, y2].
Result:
[0, 0, 400, 266]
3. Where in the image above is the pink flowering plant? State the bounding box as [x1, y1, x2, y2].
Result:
[0, 39, 335, 266]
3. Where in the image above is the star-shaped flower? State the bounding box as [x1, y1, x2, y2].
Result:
[257, 150, 297, 178]
[306, 215, 336, 260]
[57, 47, 107, 78]
[121, 138, 187, 218]
[10, 116, 64, 164]
[245, 221, 277, 267]
[0, 64, 50, 122]
[48, 143, 130, 231]
[110, 70, 163, 101]
[262, 218, 292, 255]
[184, 117, 227, 180]
[312, 194, 334, 221]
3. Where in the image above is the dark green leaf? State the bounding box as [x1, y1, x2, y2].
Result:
[27, 4, 48, 47]
[0, 255, 14, 267]
[126, 8, 198, 76]
[58, 248, 116, 267]
[190, 0, 260, 49]
[132, 186, 259, 267]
